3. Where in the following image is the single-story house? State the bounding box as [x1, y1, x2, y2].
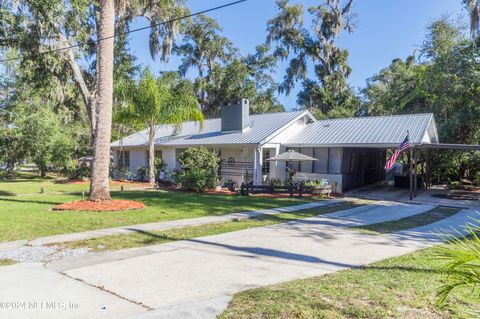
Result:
[111, 99, 439, 193]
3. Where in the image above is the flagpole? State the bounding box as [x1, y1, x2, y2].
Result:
[414, 145, 418, 197]
[409, 147, 413, 200]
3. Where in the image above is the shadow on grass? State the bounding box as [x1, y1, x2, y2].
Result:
[0, 173, 54, 182]
[0, 197, 62, 205]
[0, 190, 15, 196]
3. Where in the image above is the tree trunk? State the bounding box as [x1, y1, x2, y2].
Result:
[148, 123, 155, 186]
[89, 0, 115, 201]
[58, 32, 96, 139]
[39, 164, 46, 178]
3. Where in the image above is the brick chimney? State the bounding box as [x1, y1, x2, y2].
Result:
[221, 99, 250, 132]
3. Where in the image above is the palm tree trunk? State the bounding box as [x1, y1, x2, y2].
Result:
[148, 123, 156, 186]
[90, 0, 115, 201]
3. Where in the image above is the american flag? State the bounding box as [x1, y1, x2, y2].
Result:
[385, 133, 411, 170]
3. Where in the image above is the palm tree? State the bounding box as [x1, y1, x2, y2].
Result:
[435, 219, 480, 318]
[90, 0, 116, 201]
[117, 69, 203, 185]
[465, 0, 479, 37]
[89, 0, 186, 201]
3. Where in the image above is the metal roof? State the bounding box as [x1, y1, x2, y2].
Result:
[111, 110, 309, 148]
[285, 113, 438, 147]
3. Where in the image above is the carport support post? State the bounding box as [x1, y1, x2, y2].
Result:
[409, 147, 413, 200]
[413, 146, 418, 197]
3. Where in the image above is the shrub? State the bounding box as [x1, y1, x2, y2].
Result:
[178, 147, 219, 172]
[117, 167, 133, 181]
[474, 172, 480, 186]
[303, 179, 329, 187]
[222, 178, 236, 187]
[178, 168, 218, 192]
[154, 158, 166, 178]
[62, 160, 90, 180]
[136, 166, 148, 182]
[177, 147, 220, 192]
[269, 178, 283, 186]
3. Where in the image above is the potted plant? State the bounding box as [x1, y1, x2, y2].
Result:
[304, 179, 330, 195]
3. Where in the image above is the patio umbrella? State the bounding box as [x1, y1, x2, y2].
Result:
[266, 149, 318, 162]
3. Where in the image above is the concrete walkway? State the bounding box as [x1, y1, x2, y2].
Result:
[0, 201, 475, 319]
[27, 201, 339, 247]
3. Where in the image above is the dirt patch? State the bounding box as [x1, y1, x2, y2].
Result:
[53, 200, 145, 212]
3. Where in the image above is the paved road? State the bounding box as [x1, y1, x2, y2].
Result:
[0, 201, 475, 319]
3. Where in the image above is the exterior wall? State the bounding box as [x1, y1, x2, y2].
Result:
[129, 149, 147, 172]
[112, 147, 147, 177]
[112, 145, 385, 192]
[112, 146, 176, 180]
[161, 147, 177, 175]
[219, 146, 255, 187]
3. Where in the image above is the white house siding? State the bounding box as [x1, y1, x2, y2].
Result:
[160, 147, 177, 172]
[129, 149, 148, 172]
[219, 146, 255, 186]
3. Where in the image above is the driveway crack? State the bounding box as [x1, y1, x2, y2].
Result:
[59, 271, 153, 311]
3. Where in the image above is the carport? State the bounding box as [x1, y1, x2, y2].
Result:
[409, 143, 480, 200]
[284, 113, 440, 193]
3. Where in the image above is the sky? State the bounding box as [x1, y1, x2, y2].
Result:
[128, 0, 465, 111]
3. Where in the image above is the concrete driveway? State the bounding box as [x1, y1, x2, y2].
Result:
[0, 200, 475, 319]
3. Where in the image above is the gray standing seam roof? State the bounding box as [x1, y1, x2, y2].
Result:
[111, 111, 308, 147]
[285, 113, 435, 146]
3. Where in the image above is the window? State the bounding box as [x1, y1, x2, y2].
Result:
[328, 148, 342, 174]
[262, 149, 271, 174]
[299, 148, 313, 173]
[313, 148, 328, 173]
[117, 151, 130, 169]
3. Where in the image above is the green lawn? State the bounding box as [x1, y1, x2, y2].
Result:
[64, 200, 366, 251]
[0, 176, 311, 242]
[220, 242, 480, 319]
[0, 172, 138, 195]
[354, 206, 461, 235]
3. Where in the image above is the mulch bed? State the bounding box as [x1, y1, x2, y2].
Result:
[52, 200, 145, 212]
[203, 189, 237, 196]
